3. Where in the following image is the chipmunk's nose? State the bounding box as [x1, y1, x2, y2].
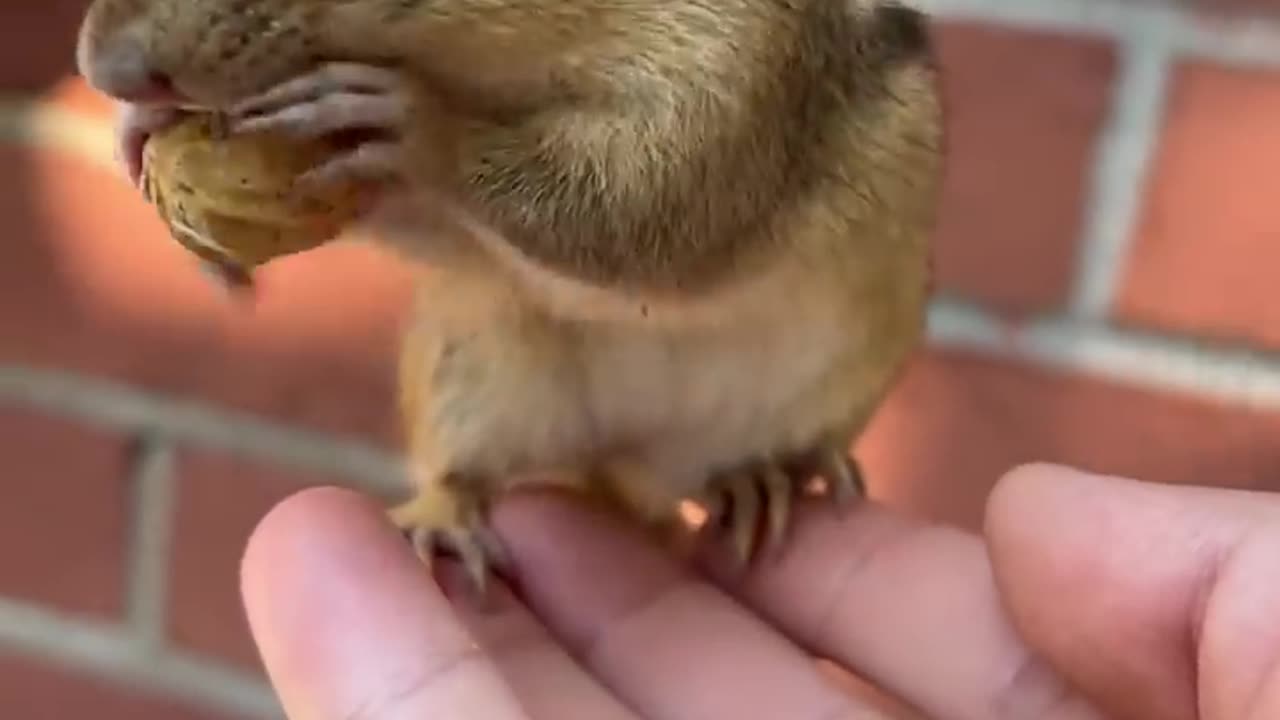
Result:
[76, 20, 187, 104]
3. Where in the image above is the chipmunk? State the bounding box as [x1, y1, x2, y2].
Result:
[76, 0, 944, 593]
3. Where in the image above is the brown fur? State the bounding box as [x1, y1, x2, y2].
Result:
[77, 0, 944, 555]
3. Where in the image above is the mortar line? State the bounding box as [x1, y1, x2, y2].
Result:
[123, 434, 178, 653]
[927, 300, 1280, 411]
[917, 0, 1280, 66]
[1068, 17, 1175, 318]
[0, 97, 115, 167]
[0, 597, 280, 719]
[0, 366, 405, 496]
[916, 0, 1157, 37]
[1170, 10, 1280, 68]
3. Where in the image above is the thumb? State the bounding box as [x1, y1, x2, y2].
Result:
[983, 463, 1280, 720]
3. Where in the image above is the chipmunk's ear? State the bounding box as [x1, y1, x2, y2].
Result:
[865, 2, 933, 66]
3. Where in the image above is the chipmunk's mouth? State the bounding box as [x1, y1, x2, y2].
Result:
[125, 105, 210, 189]
[126, 128, 154, 188]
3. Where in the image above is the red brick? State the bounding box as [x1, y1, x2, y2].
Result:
[1116, 61, 1280, 350]
[0, 2, 93, 92]
[0, 139, 414, 448]
[857, 348, 1280, 530]
[929, 23, 1116, 315]
[0, 407, 129, 619]
[0, 652, 244, 720]
[167, 451, 376, 671]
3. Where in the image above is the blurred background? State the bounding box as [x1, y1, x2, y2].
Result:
[2, 0, 1280, 717]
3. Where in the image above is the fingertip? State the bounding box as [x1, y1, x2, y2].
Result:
[239, 486, 416, 677]
[983, 463, 1137, 564]
[982, 463, 1239, 719]
[243, 485, 381, 553]
[238, 486, 528, 718]
[240, 486, 392, 611]
[982, 463, 1138, 623]
[986, 462, 1095, 522]
[986, 463, 1068, 539]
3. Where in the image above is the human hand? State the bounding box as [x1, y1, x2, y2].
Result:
[240, 464, 1280, 719]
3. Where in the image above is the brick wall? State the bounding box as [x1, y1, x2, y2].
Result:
[3, 0, 1280, 717]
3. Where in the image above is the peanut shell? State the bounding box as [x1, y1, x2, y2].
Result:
[139, 113, 365, 281]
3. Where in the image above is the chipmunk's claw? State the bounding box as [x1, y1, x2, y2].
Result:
[702, 460, 798, 569]
[388, 483, 510, 603]
[813, 446, 865, 504]
[700, 445, 866, 569]
[403, 523, 508, 598]
[716, 471, 761, 569]
[759, 463, 793, 553]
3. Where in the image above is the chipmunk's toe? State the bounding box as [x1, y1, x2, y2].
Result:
[388, 480, 510, 603]
[699, 445, 867, 569]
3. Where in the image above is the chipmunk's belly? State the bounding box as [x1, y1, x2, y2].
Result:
[574, 296, 867, 495]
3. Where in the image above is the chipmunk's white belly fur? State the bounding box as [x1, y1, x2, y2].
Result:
[401, 229, 906, 514]
[572, 295, 857, 493]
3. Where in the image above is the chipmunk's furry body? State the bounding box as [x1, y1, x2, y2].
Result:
[77, 0, 944, 586]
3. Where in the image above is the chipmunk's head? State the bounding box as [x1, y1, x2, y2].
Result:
[76, 0, 322, 109]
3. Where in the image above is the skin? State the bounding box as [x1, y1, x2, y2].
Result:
[241, 463, 1280, 720]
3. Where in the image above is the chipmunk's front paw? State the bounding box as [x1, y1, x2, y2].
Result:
[387, 480, 510, 600]
[228, 62, 411, 189]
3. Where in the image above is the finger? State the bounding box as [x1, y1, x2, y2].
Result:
[695, 499, 1101, 720]
[493, 491, 876, 720]
[231, 63, 400, 116]
[298, 142, 402, 189]
[439, 563, 641, 720]
[240, 487, 531, 720]
[231, 94, 405, 138]
[986, 463, 1280, 720]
